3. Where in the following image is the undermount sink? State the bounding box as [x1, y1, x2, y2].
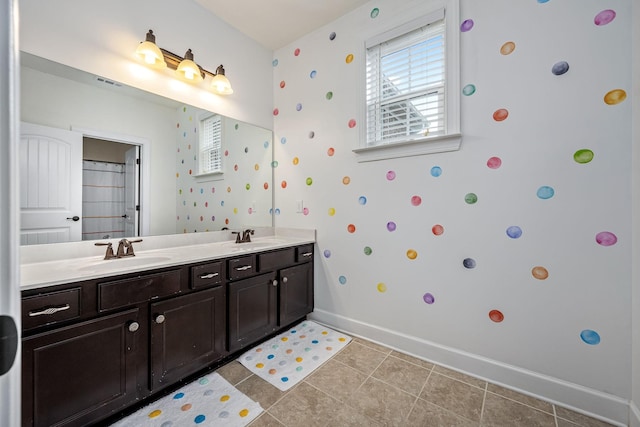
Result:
[222, 238, 289, 252]
[77, 256, 172, 272]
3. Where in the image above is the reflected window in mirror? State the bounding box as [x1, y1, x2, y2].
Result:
[198, 114, 223, 176]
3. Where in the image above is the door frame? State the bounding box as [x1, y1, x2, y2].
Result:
[73, 127, 150, 237]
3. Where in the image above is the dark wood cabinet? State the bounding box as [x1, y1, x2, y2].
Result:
[150, 286, 226, 390]
[22, 308, 143, 427]
[21, 242, 314, 427]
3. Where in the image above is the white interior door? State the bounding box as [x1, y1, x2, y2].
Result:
[124, 145, 140, 237]
[20, 122, 83, 244]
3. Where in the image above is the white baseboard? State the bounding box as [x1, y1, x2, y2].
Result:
[630, 401, 640, 427]
[310, 309, 629, 427]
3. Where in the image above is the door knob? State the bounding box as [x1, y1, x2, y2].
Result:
[154, 314, 166, 324]
[66, 216, 80, 221]
[128, 321, 140, 332]
[282, 277, 288, 284]
[272, 280, 278, 287]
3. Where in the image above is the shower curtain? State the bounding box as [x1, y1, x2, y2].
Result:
[82, 160, 125, 240]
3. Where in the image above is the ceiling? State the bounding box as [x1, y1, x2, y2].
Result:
[193, 0, 370, 51]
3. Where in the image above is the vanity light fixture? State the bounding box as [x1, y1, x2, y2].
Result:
[135, 29, 234, 95]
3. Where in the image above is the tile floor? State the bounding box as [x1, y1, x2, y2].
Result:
[216, 337, 615, 427]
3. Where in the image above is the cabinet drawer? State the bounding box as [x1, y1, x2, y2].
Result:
[258, 248, 295, 272]
[191, 261, 224, 289]
[296, 244, 314, 262]
[228, 255, 256, 280]
[98, 269, 182, 312]
[22, 288, 81, 330]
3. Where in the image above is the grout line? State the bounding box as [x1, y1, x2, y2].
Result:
[479, 382, 488, 425]
[553, 404, 559, 427]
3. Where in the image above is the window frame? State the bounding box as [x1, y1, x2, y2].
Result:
[354, 0, 461, 162]
[196, 112, 224, 177]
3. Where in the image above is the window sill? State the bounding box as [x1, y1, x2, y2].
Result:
[353, 133, 461, 162]
[194, 171, 224, 182]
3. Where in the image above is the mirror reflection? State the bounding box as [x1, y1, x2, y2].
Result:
[19, 52, 274, 245]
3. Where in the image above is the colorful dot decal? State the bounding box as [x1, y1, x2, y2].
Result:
[595, 231, 617, 246]
[339, 276, 347, 285]
[306, 177, 313, 185]
[377, 283, 387, 293]
[489, 310, 504, 323]
[462, 84, 476, 96]
[411, 196, 422, 206]
[310, 70, 317, 78]
[537, 186, 555, 199]
[594, 9, 616, 26]
[347, 224, 356, 233]
[463, 258, 476, 269]
[551, 61, 569, 76]
[460, 19, 474, 32]
[430, 166, 442, 177]
[500, 41, 516, 55]
[386, 171, 396, 181]
[326, 91, 333, 100]
[423, 293, 435, 304]
[294, 48, 301, 56]
[580, 329, 601, 345]
[432, 224, 444, 235]
[493, 108, 509, 121]
[574, 149, 594, 164]
[532, 266, 549, 280]
[406, 249, 417, 260]
[323, 250, 331, 258]
[364, 246, 372, 255]
[327, 147, 335, 156]
[348, 119, 357, 128]
[345, 54, 354, 64]
[359, 196, 367, 205]
[149, 409, 162, 418]
[604, 89, 626, 105]
[342, 176, 351, 185]
[328, 208, 336, 216]
[370, 8, 379, 18]
[487, 157, 502, 169]
[387, 221, 397, 232]
[465, 193, 478, 204]
[194, 415, 206, 423]
[329, 32, 336, 40]
[506, 226, 522, 239]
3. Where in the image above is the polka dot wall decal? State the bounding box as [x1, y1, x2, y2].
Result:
[493, 108, 509, 121]
[149, 409, 162, 418]
[273, 108, 279, 116]
[594, 9, 616, 26]
[174, 392, 185, 399]
[406, 249, 418, 260]
[281, 181, 287, 188]
[326, 91, 333, 100]
[537, 0, 549, 3]
[329, 32, 336, 40]
[500, 41, 516, 55]
[310, 70, 317, 78]
[342, 176, 351, 185]
[364, 246, 372, 255]
[574, 149, 594, 164]
[308, 131, 315, 138]
[347, 224, 356, 233]
[465, 193, 478, 204]
[294, 48, 301, 56]
[432, 224, 444, 235]
[604, 89, 626, 105]
[303, 207, 309, 215]
[181, 404, 192, 411]
[460, 19, 474, 32]
[324, 249, 331, 258]
[296, 103, 303, 111]
[595, 231, 617, 246]
[327, 147, 335, 156]
[339, 276, 347, 285]
[387, 221, 397, 232]
[551, 61, 569, 76]
[218, 412, 229, 419]
[370, 8, 380, 18]
[345, 54, 354, 64]
[489, 310, 504, 323]
[386, 170, 396, 180]
[279, 80, 285, 88]
[463, 258, 476, 269]
[411, 195, 422, 206]
[532, 266, 549, 280]
[348, 119, 357, 128]
[306, 177, 313, 185]
[293, 157, 299, 165]
[358, 196, 367, 205]
[272, 59, 279, 67]
[506, 226, 523, 239]
[377, 283, 387, 292]
[239, 409, 250, 418]
[423, 293, 435, 304]
[430, 166, 442, 177]
[462, 84, 476, 96]
[537, 186, 555, 199]
[487, 156, 502, 169]
[281, 137, 287, 144]
[271, 160, 279, 167]
[194, 415, 206, 424]
[580, 329, 601, 345]
[328, 207, 336, 216]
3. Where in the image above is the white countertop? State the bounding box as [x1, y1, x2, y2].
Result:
[20, 228, 316, 290]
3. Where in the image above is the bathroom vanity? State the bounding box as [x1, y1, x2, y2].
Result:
[19, 229, 315, 427]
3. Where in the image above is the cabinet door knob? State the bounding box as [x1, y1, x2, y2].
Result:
[155, 314, 166, 324]
[272, 280, 278, 287]
[128, 321, 140, 333]
[282, 277, 288, 284]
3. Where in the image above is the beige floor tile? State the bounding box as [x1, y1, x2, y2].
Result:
[332, 341, 388, 375]
[420, 372, 485, 422]
[390, 350, 435, 370]
[486, 383, 553, 414]
[555, 406, 616, 427]
[248, 412, 286, 427]
[481, 392, 555, 427]
[215, 360, 253, 386]
[347, 376, 418, 426]
[267, 381, 344, 427]
[432, 365, 487, 389]
[304, 358, 368, 402]
[372, 354, 431, 396]
[353, 337, 394, 354]
[406, 399, 479, 426]
[235, 374, 288, 410]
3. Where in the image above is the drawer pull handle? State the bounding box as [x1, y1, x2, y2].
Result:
[28, 304, 70, 317]
[235, 265, 252, 271]
[200, 273, 219, 279]
[301, 252, 313, 257]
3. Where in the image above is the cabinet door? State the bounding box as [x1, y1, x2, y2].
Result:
[22, 308, 142, 427]
[228, 272, 277, 352]
[279, 262, 314, 326]
[150, 287, 226, 391]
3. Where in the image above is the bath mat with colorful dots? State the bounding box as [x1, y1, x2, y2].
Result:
[238, 320, 352, 391]
[110, 372, 262, 427]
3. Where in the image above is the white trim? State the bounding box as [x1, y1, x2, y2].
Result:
[631, 401, 640, 427]
[310, 309, 629, 427]
[353, 133, 461, 162]
[365, 8, 445, 48]
[71, 127, 151, 237]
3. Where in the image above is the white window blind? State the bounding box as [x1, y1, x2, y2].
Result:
[199, 114, 222, 174]
[366, 16, 446, 147]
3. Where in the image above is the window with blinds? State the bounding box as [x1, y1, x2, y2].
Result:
[366, 14, 446, 147]
[199, 114, 222, 175]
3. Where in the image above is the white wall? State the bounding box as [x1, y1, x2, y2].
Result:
[273, 0, 633, 424]
[18, 0, 273, 130]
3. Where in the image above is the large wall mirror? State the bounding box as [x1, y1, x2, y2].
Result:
[20, 52, 274, 245]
